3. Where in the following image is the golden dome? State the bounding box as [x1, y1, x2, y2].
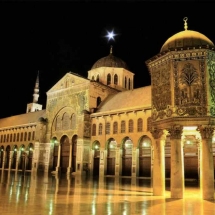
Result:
[160, 30, 214, 53]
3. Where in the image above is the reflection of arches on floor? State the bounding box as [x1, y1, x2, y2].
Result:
[18, 145, 25, 170]
[0, 146, 4, 168]
[52, 137, 58, 170]
[106, 138, 117, 175]
[92, 141, 100, 176]
[60, 135, 70, 173]
[26, 143, 34, 170]
[11, 145, 18, 169]
[72, 135, 77, 172]
[138, 136, 152, 177]
[121, 137, 133, 176]
[5, 145, 10, 169]
[183, 135, 199, 179]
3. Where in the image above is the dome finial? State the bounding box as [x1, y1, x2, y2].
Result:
[110, 45, 113, 54]
[183, 17, 188, 31]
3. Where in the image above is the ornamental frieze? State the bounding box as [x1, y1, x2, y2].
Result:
[208, 60, 215, 116]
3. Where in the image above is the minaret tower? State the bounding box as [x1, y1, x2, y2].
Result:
[26, 71, 43, 113]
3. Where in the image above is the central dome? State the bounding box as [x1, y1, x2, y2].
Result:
[160, 30, 214, 53]
[91, 47, 128, 70]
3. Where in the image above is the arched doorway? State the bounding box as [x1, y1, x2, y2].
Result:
[93, 141, 100, 176]
[0, 146, 4, 168]
[52, 137, 58, 170]
[26, 143, 34, 170]
[121, 137, 133, 176]
[138, 136, 152, 177]
[11, 145, 18, 169]
[18, 145, 25, 170]
[183, 135, 199, 179]
[106, 138, 117, 175]
[72, 135, 77, 172]
[60, 135, 70, 173]
[5, 145, 10, 169]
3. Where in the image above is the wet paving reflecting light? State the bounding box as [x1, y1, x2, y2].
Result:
[0, 171, 215, 214]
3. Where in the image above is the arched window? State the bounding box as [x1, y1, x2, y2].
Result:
[28, 132, 31, 141]
[24, 132, 27, 141]
[32, 131, 35, 140]
[56, 116, 61, 131]
[96, 75, 99, 82]
[20, 132, 23, 141]
[106, 122, 110, 135]
[113, 122, 118, 134]
[128, 78, 131, 90]
[92, 76, 95, 80]
[121, 121, 126, 133]
[71, 114, 76, 129]
[107, 73, 111, 85]
[97, 97, 102, 107]
[114, 74, 118, 85]
[98, 123, 102, 135]
[128, 119, 133, 133]
[62, 112, 70, 130]
[124, 77, 127, 88]
[147, 117, 152, 131]
[92, 124, 96, 136]
[137, 118, 143, 132]
[17, 133, 20, 141]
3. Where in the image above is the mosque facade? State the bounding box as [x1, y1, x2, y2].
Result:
[1, 19, 215, 199]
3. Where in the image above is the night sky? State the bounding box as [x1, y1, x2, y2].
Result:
[0, 1, 214, 118]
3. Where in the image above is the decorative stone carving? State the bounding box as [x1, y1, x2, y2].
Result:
[151, 128, 164, 139]
[175, 61, 207, 116]
[208, 60, 215, 116]
[197, 125, 214, 139]
[167, 125, 183, 139]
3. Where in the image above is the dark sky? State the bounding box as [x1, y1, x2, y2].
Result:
[0, 1, 214, 118]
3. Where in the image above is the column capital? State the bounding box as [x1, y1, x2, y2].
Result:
[197, 125, 214, 139]
[151, 128, 167, 140]
[167, 124, 183, 139]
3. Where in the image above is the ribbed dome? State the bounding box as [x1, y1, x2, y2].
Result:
[91, 47, 128, 70]
[160, 30, 214, 53]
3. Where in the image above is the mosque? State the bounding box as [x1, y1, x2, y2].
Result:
[0, 18, 215, 200]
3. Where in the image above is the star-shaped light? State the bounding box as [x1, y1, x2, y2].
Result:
[105, 30, 117, 41]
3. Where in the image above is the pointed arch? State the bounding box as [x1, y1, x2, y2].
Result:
[107, 73, 111, 85]
[114, 74, 118, 85]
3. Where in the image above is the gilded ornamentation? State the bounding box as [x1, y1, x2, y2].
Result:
[175, 61, 207, 116]
[197, 125, 214, 139]
[208, 60, 215, 116]
[151, 63, 171, 117]
[167, 125, 183, 139]
[151, 128, 163, 139]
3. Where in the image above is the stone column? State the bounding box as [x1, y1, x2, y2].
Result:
[131, 147, 137, 177]
[56, 143, 61, 173]
[8, 151, 13, 170]
[168, 125, 184, 199]
[2, 151, 5, 170]
[115, 147, 120, 177]
[99, 149, 105, 177]
[197, 125, 214, 200]
[151, 129, 166, 196]
[67, 142, 72, 174]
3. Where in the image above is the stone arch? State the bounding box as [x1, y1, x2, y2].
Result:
[71, 134, 78, 172]
[18, 144, 25, 170]
[11, 145, 18, 169]
[60, 135, 70, 173]
[26, 143, 34, 170]
[0, 146, 4, 168]
[121, 136, 133, 176]
[138, 135, 152, 177]
[62, 112, 70, 130]
[51, 137, 59, 171]
[106, 138, 117, 175]
[5, 145, 10, 169]
[92, 140, 100, 176]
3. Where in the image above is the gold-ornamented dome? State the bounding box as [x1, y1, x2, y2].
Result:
[91, 46, 128, 70]
[160, 17, 214, 53]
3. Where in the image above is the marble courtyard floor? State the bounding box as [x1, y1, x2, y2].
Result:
[0, 171, 215, 215]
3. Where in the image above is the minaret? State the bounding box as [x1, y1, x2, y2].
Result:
[26, 71, 43, 113]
